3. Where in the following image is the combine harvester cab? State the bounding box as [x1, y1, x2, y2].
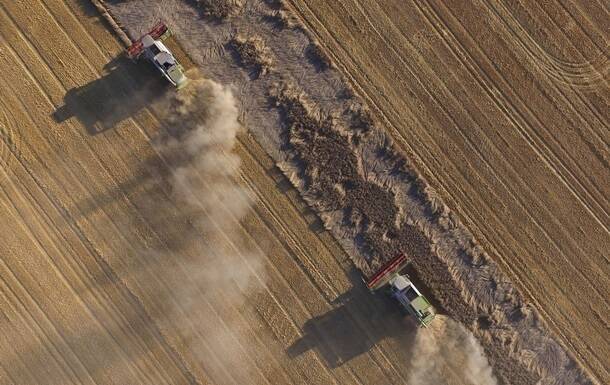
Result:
[126, 22, 188, 89]
[366, 253, 436, 327]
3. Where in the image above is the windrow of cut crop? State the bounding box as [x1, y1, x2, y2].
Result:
[268, 79, 589, 385]
[229, 34, 275, 78]
[195, 0, 244, 19]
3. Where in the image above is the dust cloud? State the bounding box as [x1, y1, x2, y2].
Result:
[164, 77, 254, 233]
[148, 77, 267, 381]
[408, 315, 498, 385]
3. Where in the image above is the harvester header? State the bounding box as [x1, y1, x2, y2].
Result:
[366, 253, 409, 291]
[127, 21, 170, 59]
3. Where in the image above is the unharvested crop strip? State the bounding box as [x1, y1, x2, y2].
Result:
[88, 0, 132, 46]
[62, 24, 364, 380]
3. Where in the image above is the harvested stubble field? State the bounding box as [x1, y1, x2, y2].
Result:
[0, 1, 434, 384]
[0, 0, 607, 385]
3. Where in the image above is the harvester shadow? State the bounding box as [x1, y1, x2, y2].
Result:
[287, 271, 418, 368]
[52, 55, 168, 135]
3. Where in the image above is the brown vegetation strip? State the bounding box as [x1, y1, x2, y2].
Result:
[229, 34, 275, 77]
[89, 0, 132, 46]
[196, 0, 244, 19]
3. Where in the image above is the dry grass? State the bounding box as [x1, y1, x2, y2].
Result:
[264, 9, 298, 29]
[270, 81, 442, 275]
[230, 34, 274, 77]
[262, 0, 299, 29]
[306, 41, 333, 70]
[347, 101, 374, 134]
[196, 0, 244, 19]
[269, 80, 498, 327]
[269, 83, 482, 331]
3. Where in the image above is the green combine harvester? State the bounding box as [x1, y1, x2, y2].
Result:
[366, 253, 435, 327]
[126, 21, 188, 89]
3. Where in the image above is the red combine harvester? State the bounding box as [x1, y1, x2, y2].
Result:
[126, 21, 188, 89]
[366, 253, 436, 327]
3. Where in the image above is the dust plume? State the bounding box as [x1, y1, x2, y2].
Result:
[408, 315, 498, 385]
[164, 77, 254, 232]
[145, 77, 268, 383]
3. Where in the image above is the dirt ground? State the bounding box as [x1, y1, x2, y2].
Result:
[0, 0, 606, 385]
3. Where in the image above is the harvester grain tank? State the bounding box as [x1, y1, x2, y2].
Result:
[126, 22, 188, 89]
[366, 253, 435, 327]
